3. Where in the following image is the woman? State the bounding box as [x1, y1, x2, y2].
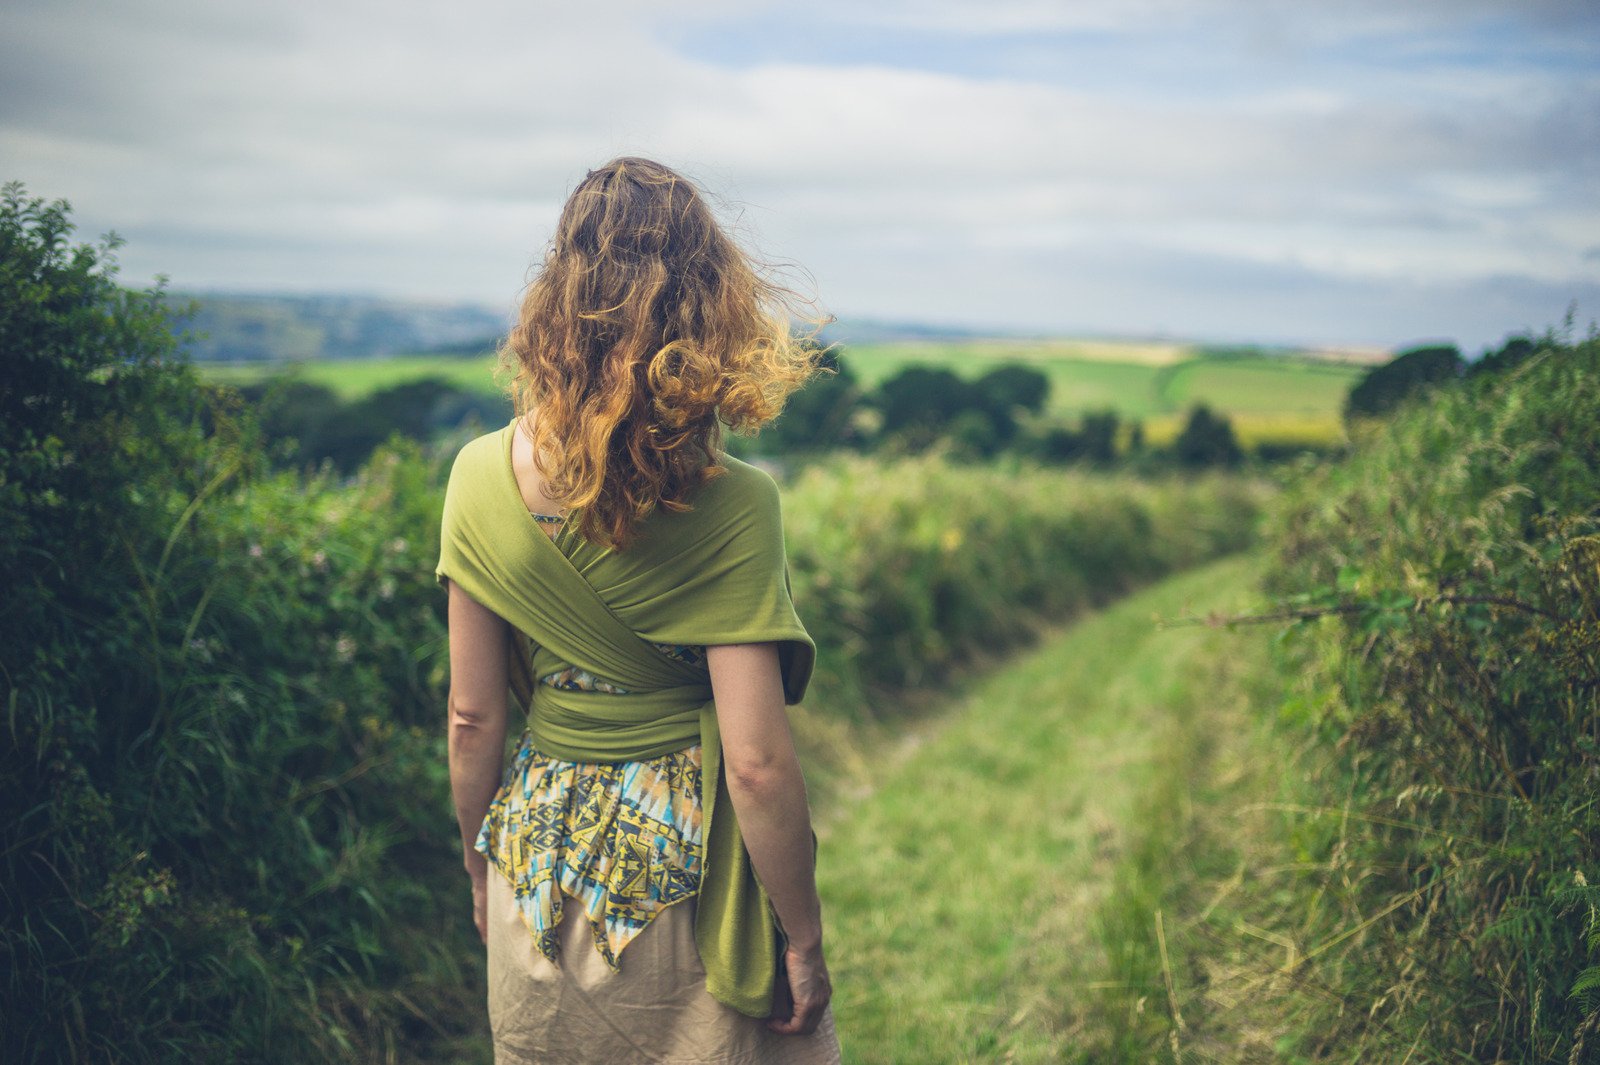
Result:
[437, 157, 841, 1063]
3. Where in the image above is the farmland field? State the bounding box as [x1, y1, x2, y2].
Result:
[198, 336, 1366, 450]
[201, 352, 503, 399]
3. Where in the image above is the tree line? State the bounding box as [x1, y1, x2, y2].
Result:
[240, 353, 1254, 474]
[760, 351, 1250, 467]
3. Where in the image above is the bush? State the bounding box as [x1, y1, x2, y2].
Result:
[1, 187, 479, 1064]
[1263, 334, 1600, 1061]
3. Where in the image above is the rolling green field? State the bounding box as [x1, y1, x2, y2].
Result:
[202, 352, 505, 399]
[199, 337, 1367, 449]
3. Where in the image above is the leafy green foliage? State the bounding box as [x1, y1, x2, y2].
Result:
[866, 361, 1055, 456]
[1263, 334, 1600, 1061]
[1467, 333, 1540, 379]
[783, 456, 1269, 713]
[873, 364, 985, 445]
[974, 363, 1050, 417]
[1343, 342, 1463, 420]
[238, 374, 509, 472]
[1, 187, 483, 1064]
[1033, 408, 1121, 464]
[764, 347, 866, 453]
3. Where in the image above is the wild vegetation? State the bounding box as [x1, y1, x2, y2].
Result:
[784, 456, 1265, 715]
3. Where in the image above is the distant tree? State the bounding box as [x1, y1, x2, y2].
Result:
[949, 409, 1001, 459]
[238, 375, 506, 471]
[976, 364, 1050, 416]
[1345, 343, 1463, 420]
[969, 364, 1049, 446]
[873, 365, 986, 449]
[1466, 335, 1538, 379]
[767, 347, 863, 452]
[1036, 425, 1083, 463]
[1078, 410, 1120, 464]
[1174, 404, 1242, 466]
[237, 379, 345, 467]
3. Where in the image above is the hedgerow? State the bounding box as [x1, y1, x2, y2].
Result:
[1258, 331, 1600, 1062]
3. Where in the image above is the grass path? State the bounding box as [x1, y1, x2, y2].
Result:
[816, 551, 1287, 1063]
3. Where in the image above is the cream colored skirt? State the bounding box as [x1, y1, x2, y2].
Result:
[487, 872, 842, 1064]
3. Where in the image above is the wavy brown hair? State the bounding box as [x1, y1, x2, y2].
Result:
[501, 157, 823, 549]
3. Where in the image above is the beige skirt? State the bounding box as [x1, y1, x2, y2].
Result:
[487, 872, 842, 1064]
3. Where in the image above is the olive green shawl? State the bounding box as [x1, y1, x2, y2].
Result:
[435, 422, 815, 1016]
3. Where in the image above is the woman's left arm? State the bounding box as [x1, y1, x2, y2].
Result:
[446, 579, 511, 944]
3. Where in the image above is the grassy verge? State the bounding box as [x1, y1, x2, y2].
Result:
[816, 551, 1298, 1063]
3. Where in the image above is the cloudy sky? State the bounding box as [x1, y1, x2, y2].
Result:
[5, 0, 1597, 350]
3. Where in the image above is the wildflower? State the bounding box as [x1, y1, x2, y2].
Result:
[334, 635, 356, 663]
[312, 550, 328, 572]
[388, 538, 409, 555]
[248, 543, 263, 558]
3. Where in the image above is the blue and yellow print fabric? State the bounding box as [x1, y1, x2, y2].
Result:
[476, 643, 707, 968]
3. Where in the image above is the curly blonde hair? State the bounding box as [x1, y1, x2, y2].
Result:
[501, 157, 822, 549]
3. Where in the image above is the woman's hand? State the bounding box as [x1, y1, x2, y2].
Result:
[469, 864, 490, 945]
[767, 943, 832, 1036]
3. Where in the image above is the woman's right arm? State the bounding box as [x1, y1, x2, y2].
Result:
[706, 641, 832, 1036]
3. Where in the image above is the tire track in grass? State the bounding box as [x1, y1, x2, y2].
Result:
[816, 551, 1274, 1064]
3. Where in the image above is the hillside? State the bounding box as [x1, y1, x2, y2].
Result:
[178, 293, 507, 362]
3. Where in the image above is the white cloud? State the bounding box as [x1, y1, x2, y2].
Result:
[2, 0, 1595, 348]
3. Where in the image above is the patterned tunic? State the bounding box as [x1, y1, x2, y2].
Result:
[476, 510, 709, 969]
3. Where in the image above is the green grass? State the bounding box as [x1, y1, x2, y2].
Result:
[841, 342, 1173, 417]
[1158, 357, 1363, 416]
[816, 551, 1290, 1063]
[202, 353, 501, 399]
